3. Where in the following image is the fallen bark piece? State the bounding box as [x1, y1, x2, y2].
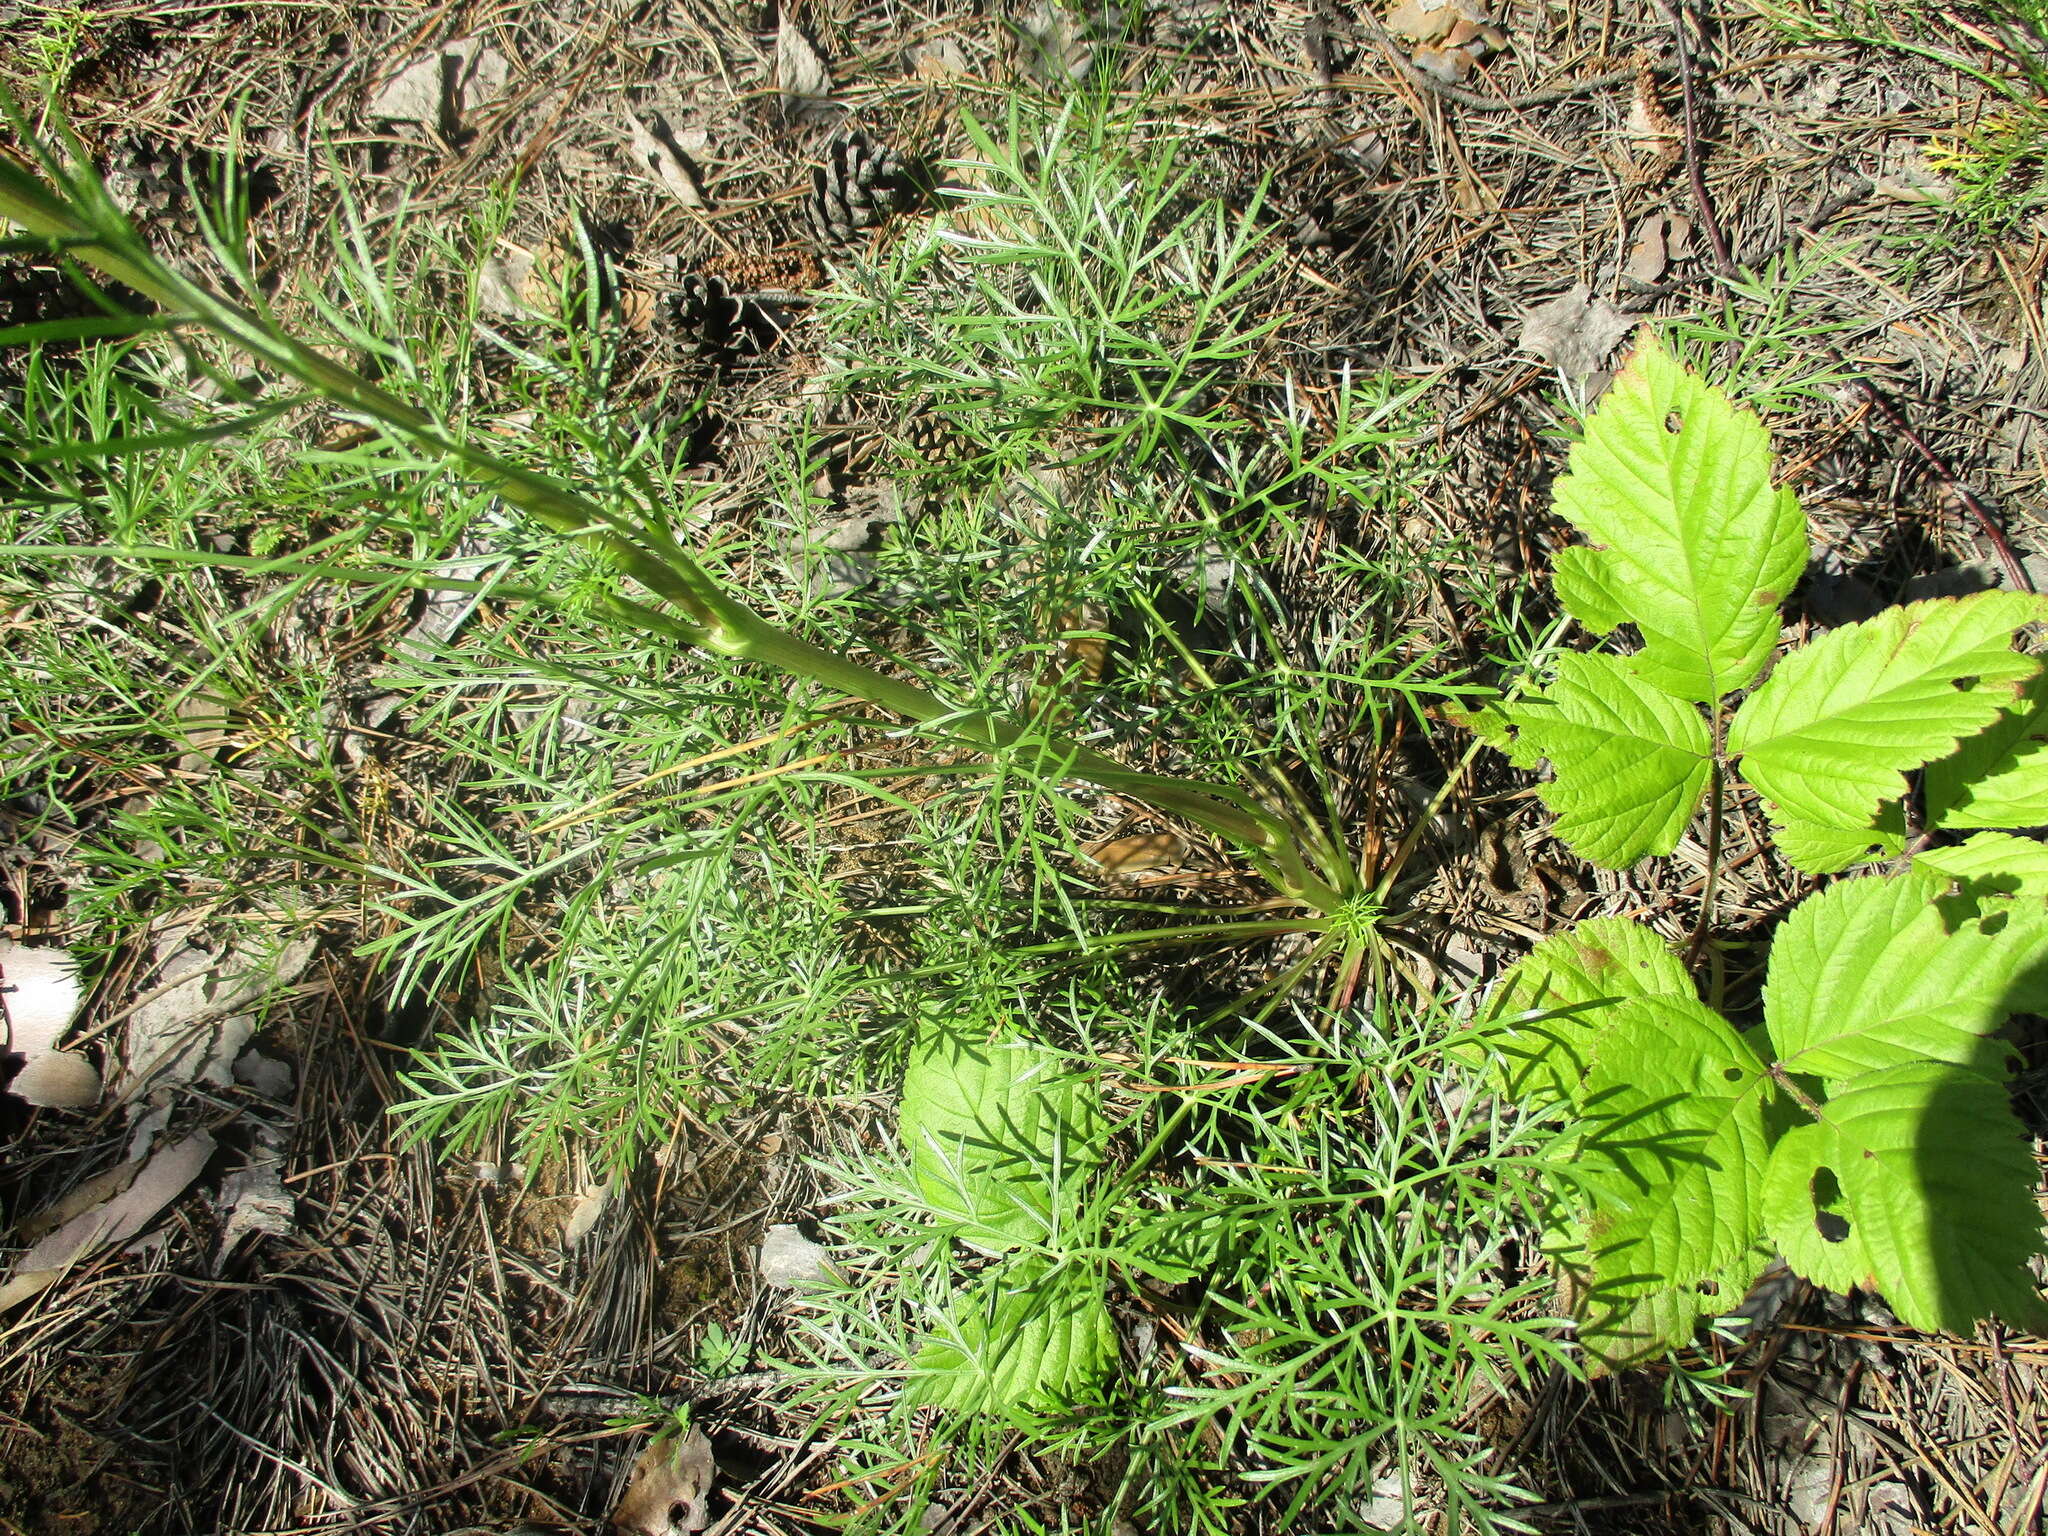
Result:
[1519, 284, 1636, 388]
[119, 926, 316, 1100]
[758, 1223, 834, 1287]
[611, 1427, 717, 1535]
[0, 1131, 215, 1310]
[218, 1124, 295, 1252]
[774, 13, 833, 119]
[1, 937, 101, 1109]
[369, 36, 510, 129]
[624, 109, 709, 209]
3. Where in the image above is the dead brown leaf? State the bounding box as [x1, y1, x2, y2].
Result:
[1384, 0, 1505, 79]
[611, 1428, 716, 1535]
[1384, 0, 1462, 44]
[774, 13, 833, 119]
[623, 109, 708, 209]
[1625, 211, 1693, 285]
[1019, 1, 1098, 83]
[1053, 604, 1110, 687]
[477, 243, 538, 318]
[1084, 832, 1190, 877]
[561, 1178, 611, 1246]
[909, 37, 971, 80]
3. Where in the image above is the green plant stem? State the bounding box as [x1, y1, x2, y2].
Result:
[0, 137, 1345, 912]
[1767, 1061, 1826, 1122]
[1688, 711, 1728, 1000]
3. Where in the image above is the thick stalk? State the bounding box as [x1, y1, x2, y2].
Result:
[0, 155, 1345, 911]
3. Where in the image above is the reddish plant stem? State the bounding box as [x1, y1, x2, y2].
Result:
[1670, 2, 1735, 279]
[1852, 381, 2035, 593]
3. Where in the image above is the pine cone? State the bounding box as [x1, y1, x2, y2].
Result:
[664, 272, 746, 363]
[104, 135, 193, 230]
[662, 270, 783, 366]
[807, 133, 920, 249]
[898, 408, 972, 470]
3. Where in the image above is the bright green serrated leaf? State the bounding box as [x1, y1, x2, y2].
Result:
[1552, 546, 1633, 635]
[1760, 1122, 1873, 1294]
[899, 1028, 1107, 1248]
[909, 1257, 1116, 1414]
[1549, 331, 1808, 702]
[1570, 1239, 1773, 1372]
[1762, 869, 2048, 1082]
[1761, 1063, 2048, 1334]
[1478, 916, 1698, 1110]
[1442, 699, 1538, 768]
[1730, 593, 2045, 830]
[1507, 652, 1711, 867]
[1927, 669, 2048, 830]
[1769, 804, 1906, 875]
[1916, 831, 2048, 900]
[1572, 996, 1773, 1297]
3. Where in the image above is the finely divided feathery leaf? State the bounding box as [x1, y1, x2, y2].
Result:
[1761, 1063, 2048, 1334]
[898, 1026, 1106, 1248]
[1116, 1200, 1231, 1286]
[1761, 868, 2048, 1080]
[1546, 330, 1808, 703]
[1507, 653, 1711, 867]
[1729, 594, 2045, 830]
[1926, 670, 2048, 830]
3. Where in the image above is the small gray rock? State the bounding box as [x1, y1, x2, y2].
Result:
[758, 1223, 834, 1287]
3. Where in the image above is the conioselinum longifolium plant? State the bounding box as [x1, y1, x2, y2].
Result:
[0, 97, 1355, 919]
[1460, 331, 2048, 1365]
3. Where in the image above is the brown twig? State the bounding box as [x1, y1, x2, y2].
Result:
[1851, 381, 2035, 593]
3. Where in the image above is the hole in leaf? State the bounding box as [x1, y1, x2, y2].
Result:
[1811, 1166, 1851, 1244]
[1722, 1066, 1744, 1083]
[1664, 411, 1684, 433]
